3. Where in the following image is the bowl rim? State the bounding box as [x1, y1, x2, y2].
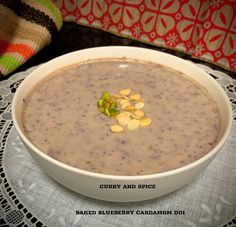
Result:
[12, 46, 233, 180]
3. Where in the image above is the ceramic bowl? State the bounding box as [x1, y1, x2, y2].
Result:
[12, 46, 232, 202]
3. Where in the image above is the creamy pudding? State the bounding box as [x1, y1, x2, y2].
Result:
[22, 58, 221, 175]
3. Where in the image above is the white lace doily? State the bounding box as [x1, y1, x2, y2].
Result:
[0, 64, 235, 227]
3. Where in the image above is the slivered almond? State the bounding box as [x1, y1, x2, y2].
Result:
[121, 102, 130, 110]
[116, 111, 131, 119]
[119, 99, 130, 105]
[112, 94, 123, 99]
[140, 118, 152, 127]
[116, 115, 131, 126]
[130, 93, 141, 100]
[122, 95, 132, 101]
[135, 102, 144, 109]
[127, 119, 140, 131]
[121, 111, 132, 117]
[110, 125, 124, 133]
[101, 89, 152, 133]
[124, 105, 136, 112]
[120, 88, 131, 96]
[133, 110, 144, 118]
[131, 112, 142, 120]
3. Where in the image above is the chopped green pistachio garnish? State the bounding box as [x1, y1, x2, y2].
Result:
[98, 91, 120, 117]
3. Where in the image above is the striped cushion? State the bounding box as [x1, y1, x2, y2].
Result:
[0, 0, 62, 77]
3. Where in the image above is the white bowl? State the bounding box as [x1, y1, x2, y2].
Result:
[12, 46, 232, 202]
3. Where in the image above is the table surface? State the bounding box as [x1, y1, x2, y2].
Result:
[0, 61, 236, 227]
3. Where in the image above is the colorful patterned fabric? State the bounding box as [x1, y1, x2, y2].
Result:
[0, 0, 62, 77]
[53, 0, 236, 72]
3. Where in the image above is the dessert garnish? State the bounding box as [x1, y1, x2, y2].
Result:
[98, 89, 152, 132]
[97, 91, 120, 117]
